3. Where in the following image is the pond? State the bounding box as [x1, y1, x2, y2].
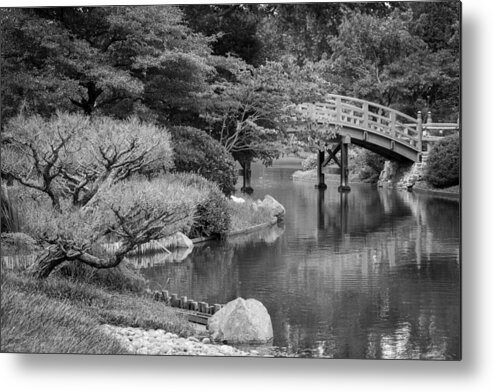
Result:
[137, 160, 461, 359]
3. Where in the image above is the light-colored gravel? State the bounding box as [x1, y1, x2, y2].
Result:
[101, 324, 254, 356]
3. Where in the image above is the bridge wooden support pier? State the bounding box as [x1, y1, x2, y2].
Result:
[338, 135, 351, 193]
[315, 149, 327, 190]
[240, 160, 253, 194]
[315, 135, 351, 193]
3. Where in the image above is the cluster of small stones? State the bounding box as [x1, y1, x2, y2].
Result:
[102, 324, 260, 357]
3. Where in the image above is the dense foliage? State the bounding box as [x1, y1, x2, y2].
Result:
[424, 135, 460, 188]
[181, 4, 265, 66]
[170, 126, 237, 195]
[0, 6, 213, 122]
[352, 148, 386, 183]
[167, 173, 230, 238]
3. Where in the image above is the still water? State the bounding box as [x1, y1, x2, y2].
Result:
[137, 161, 461, 359]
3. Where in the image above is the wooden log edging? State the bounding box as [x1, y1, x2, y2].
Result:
[225, 220, 277, 237]
[191, 235, 218, 244]
[144, 288, 224, 325]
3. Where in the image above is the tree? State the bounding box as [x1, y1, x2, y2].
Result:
[0, 6, 214, 123]
[202, 56, 332, 160]
[181, 4, 265, 66]
[328, 9, 426, 109]
[256, 2, 402, 64]
[1, 112, 174, 210]
[1, 112, 200, 278]
[407, 1, 460, 121]
[0, 8, 141, 121]
[24, 178, 199, 278]
[327, 4, 459, 121]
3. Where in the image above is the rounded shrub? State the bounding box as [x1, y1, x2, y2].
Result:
[424, 135, 460, 188]
[170, 126, 237, 196]
[168, 173, 231, 238]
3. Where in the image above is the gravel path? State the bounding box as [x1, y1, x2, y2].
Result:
[102, 325, 258, 356]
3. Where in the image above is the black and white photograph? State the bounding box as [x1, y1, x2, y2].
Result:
[1, 0, 463, 367]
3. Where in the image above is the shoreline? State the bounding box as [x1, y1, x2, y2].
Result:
[412, 182, 460, 199]
[291, 169, 460, 199]
[1, 216, 282, 356]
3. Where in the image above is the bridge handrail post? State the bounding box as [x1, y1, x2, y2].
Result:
[427, 111, 433, 124]
[335, 96, 341, 123]
[390, 110, 396, 138]
[363, 102, 369, 128]
[417, 111, 423, 152]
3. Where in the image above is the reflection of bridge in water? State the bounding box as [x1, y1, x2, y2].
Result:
[265, 185, 459, 358]
[317, 188, 460, 271]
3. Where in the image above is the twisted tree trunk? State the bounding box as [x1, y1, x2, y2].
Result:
[30, 241, 134, 279]
[30, 245, 74, 279]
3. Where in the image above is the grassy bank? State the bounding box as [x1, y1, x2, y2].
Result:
[1, 265, 195, 354]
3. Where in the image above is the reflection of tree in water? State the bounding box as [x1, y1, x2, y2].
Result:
[421, 196, 460, 240]
[227, 223, 285, 248]
[137, 244, 237, 304]
[138, 223, 285, 305]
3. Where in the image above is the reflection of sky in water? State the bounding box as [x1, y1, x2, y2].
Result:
[138, 162, 460, 360]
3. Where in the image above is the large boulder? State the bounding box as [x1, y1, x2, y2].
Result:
[168, 232, 193, 249]
[208, 298, 273, 344]
[258, 195, 285, 220]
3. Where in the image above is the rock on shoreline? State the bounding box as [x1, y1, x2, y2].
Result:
[101, 325, 260, 356]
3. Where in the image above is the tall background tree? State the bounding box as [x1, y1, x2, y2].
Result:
[0, 6, 214, 124]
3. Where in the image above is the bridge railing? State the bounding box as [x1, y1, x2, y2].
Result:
[296, 94, 422, 151]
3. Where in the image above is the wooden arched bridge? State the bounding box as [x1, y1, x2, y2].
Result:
[289, 94, 460, 192]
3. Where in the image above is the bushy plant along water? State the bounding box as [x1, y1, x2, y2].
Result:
[424, 135, 460, 188]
